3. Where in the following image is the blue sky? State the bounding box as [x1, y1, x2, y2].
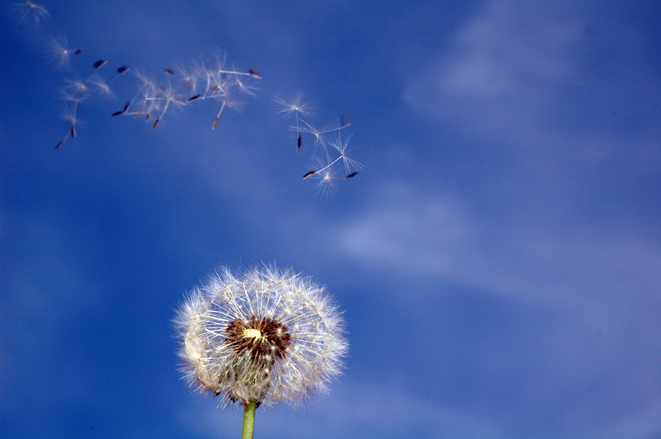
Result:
[2, 1, 661, 438]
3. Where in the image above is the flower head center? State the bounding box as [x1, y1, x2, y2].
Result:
[225, 316, 292, 361]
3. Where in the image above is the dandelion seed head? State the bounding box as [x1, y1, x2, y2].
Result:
[174, 266, 347, 408]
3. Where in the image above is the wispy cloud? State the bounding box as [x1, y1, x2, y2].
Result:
[175, 379, 505, 439]
[335, 178, 661, 310]
[402, 1, 659, 163]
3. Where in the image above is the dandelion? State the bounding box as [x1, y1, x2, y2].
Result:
[174, 265, 347, 439]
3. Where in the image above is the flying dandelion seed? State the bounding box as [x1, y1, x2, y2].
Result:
[47, 36, 83, 70]
[301, 111, 351, 148]
[13, 1, 360, 190]
[301, 132, 362, 196]
[274, 94, 312, 150]
[53, 58, 117, 147]
[91, 59, 107, 72]
[106, 54, 260, 130]
[111, 101, 130, 117]
[146, 82, 188, 129]
[275, 92, 361, 191]
[247, 69, 262, 79]
[14, 1, 50, 27]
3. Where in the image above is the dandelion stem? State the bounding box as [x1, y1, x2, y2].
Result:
[241, 400, 257, 439]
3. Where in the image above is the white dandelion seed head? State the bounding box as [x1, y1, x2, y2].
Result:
[174, 266, 347, 408]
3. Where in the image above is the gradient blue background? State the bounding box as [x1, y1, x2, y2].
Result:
[3, 1, 661, 438]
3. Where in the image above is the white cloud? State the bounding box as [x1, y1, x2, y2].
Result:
[315, 380, 505, 439]
[5, 212, 104, 321]
[402, 1, 582, 140]
[337, 180, 470, 281]
[401, 0, 658, 157]
[390, 0, 661, 310]
[1, 210, 106, 415]
[175, 379, 504, 439]
[334, 177, 661, 313]
[600, 397, 661, 439]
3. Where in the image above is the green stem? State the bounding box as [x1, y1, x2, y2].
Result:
[241, 400, 257, 439]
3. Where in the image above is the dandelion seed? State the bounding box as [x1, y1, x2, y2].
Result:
[212, 99, 226, 129]
[14, 1, 50, 27]
[91, 59, 107, 71]
[301, 112, 350, 149]
[55, 103, 81, 148]
[111, 101, 130, 117]
[64, 79, 89, 98]
[174, 265, 347, 410]
[274, 94, 312, 150]
[55, 63, 107, 147]
[329, 133, 362, 175]
[233, 78, 257, 97]
[316, 172, 338, 198]
[339, 111, 351, 129]
[298, 132, 361, 195]
[55, 137, 66, 149]
[47, 36, 83, 70]
[174, 65, 196, 88]
[107, 65, 131, 84]
[247, 69, 261, 79]
[89, 76, 113, 98]
[163, 67, 175, 77]
[145, 82, 187, 129]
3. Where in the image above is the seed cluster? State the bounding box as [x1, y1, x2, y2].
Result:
[224, 316, 292, 361]
[174, 266, 347, 407]
[14, 1, 362, 195]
